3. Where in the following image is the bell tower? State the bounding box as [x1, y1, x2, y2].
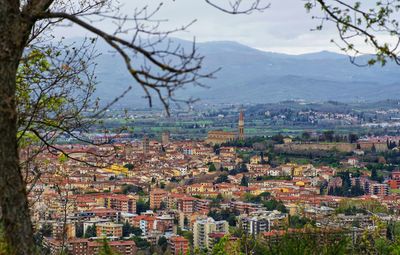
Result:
[143, 135, 149, 154]
[238, 110, 245, 141]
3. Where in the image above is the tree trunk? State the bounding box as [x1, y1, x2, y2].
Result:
[0, 3, 36, 254]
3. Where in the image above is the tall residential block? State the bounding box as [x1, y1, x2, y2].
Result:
[193, 217, 229, 250]
[150, 189, 168, 210]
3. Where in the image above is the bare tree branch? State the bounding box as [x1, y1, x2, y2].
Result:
[33, 10, 216, 114]
[307, 0, 400, 65]
[204, 0, 270, 14]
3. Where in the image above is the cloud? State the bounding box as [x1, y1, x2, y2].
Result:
[51, 0, 366, 54]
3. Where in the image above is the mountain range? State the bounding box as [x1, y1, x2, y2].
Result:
[88, 37, 400, 107]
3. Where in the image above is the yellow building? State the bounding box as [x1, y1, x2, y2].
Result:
[286, 203, 299, 216]
[250, 155, 262, 164]
[293, 166, 305, 177]
[96, 222, 123, 237]
[102, 164, 129, 175]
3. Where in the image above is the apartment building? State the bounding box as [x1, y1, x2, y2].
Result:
[150, 189, 168, 209]
[169, 236, 189, 255]
[193, 217, 229, 250]
[239, 210, 288, 236]
[96, 222, 123, 237]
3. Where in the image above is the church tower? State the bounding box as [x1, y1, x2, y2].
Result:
[238, 110, 245, 141]
[162, 131, 170, 145]
[143, 135, 149, 154]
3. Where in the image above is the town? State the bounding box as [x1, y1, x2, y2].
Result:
[25, 110, 400, 254]
[4, 1, 400, 254]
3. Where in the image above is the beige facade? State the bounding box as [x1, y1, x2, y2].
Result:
[193, 217, 229, 250]
[96, 222, 123, 237]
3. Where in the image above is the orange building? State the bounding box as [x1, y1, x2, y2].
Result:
[169, 236, 189, 255]
[389, 171, 400, 189]
[177, 196, 196, 214]
[101, 194, 137, 214]
[150, 189, 168, 209]
[371, 183, 389, 196]
[47, 238, 137, 255]
[88, 240, 136, 255]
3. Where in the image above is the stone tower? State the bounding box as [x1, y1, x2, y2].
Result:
[162, 131, 170, 145]
[143, 135, 149, 154]
[238, 110, 245, 141]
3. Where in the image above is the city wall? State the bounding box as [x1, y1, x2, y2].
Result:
[275, 142, 388, 153]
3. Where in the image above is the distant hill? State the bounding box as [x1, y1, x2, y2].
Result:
[84, 37, 400, 107]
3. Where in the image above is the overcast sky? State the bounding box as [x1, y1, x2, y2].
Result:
[54, 0, 352, 54]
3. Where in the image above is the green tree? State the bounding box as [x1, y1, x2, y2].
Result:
[323, 130, 335, 142]
[289, 215, 314, 229]
[136, 199, 150, 214]
[124, 163, 134, 171]
[348, 133, 358, 144]
[350, 183, 365, 197]
[157, 236, 168, 253]
[210, 194, 224, 208]
[122, 222, 133, 237]
[208, 209, 239, 227]
[183, 231, 194, 246]
[208, 163, 217, 172]
[263, 199, 287, 213]
[84, 225, 97, 238]
[121, 184, 144, 195]
[38, 223, 52, 238]
[132, 236, 150, 249]
[258, 192, 271, 200]
[271, 134, 285, 144]
[240, 175, 249, 187]
[75, 223, 83, 238]
[214, 174, 229, 184]
[211, 235, 229, 255]
[371, 169, 378, 181]
[99, 238, 120, 255]
[131, 227, 142, 237]
[302, 131, 311, 141]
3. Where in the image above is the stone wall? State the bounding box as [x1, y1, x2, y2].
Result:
[274, 142, 388, 153]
